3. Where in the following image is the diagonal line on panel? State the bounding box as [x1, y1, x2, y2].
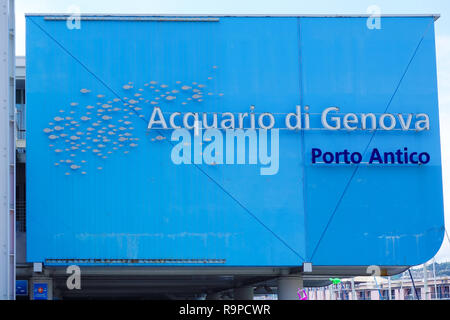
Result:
[309, 19, 435, 261]
[29, 17, 306, 262]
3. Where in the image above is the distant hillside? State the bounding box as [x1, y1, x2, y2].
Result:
[391, 262, 450, 280]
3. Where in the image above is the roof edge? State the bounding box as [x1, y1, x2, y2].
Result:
[24, 13, 440, 21]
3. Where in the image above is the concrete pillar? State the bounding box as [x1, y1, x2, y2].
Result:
[206, 292, 221, 300]
[351, 278, 356, 300]
[277, 276, 303, 300]
[388, 277, 392, 300]
[329, 285, 335, 300]
[234, 286, 254, 300]
[423, 263, 428, 300]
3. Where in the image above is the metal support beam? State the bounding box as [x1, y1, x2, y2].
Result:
[388, 277, 392, 300]
[432, 258, 438, 300]
[423, 263, 428, 300]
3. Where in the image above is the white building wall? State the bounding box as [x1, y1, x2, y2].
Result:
[0, 0, 15, 300]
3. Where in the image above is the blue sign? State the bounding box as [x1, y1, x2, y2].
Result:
[25, 15, 445, 267]
[16, 280, 28, 296]
[33, 283, 48, 300]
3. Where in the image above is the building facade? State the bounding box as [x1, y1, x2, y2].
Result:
[12, 14, 446, 300]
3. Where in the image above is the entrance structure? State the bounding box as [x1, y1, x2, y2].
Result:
[19, 14, 445, 299]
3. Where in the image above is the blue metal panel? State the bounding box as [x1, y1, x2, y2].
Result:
[25, 16, 444, 266]
[299, 17, 444, 265]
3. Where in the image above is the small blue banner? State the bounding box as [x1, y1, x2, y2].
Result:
[33, 283, 48, 300]
[16, 280, 28, 296]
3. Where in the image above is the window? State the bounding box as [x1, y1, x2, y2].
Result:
[405, 288, 413, 300]
[358, 291, 365, 300]
[416, 288, 421, 298]
[16, 88, 25, 104]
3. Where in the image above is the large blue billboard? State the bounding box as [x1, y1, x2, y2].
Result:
[26, 15, 444, 267]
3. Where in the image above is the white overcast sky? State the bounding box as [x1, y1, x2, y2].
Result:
[14, 0, 450, 263]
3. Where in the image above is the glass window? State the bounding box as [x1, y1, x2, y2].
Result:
[16, 88, 25, 104]
[15, 88, 26, 140]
